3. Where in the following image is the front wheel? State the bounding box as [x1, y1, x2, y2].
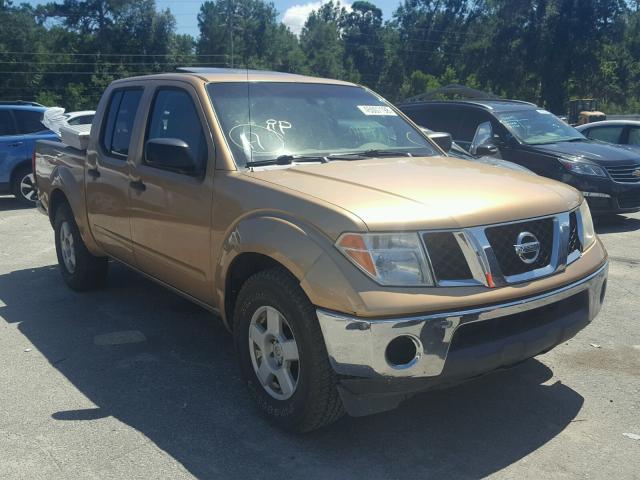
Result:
[233, 268, 344, 432]
[54, 203, 108, 291]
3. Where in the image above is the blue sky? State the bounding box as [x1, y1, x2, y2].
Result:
[25, 1, 401, 36]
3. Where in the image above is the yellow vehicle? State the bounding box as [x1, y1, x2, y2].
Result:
[569, 99, 606, 126]
[34, 69, 608, 432]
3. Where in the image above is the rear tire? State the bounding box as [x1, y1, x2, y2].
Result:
[54, 203, 108, 291]
[233, 267, 344, 432]
[11, 165, 37, 206]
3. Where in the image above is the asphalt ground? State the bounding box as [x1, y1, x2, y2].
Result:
[0, 196, 638, 479]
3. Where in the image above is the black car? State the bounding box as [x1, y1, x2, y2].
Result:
[399, 99, 640, 214]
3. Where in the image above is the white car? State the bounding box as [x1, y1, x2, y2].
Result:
[576, 120, 640, 152]
[64, 110, 95, 126]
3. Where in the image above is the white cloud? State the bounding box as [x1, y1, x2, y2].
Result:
[282, 1, 351, 36]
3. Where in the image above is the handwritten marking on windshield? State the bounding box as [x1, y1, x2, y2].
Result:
[266, 119, 292, 135]
[229, 124, 285, 153]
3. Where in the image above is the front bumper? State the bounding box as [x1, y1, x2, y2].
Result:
[563, 173, 640, 213]
[318, 261, 607, 388]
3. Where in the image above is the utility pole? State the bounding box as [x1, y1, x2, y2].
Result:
[228, 0, 234, 68]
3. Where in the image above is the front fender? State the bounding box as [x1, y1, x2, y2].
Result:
[215, 214, 367, 323]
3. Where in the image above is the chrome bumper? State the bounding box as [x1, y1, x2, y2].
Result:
[317, 262, 608, 379]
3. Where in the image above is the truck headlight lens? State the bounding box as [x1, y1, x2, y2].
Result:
[579, 200, 596, 249]
[560, 158, 606, 177]
[336, 233, 434, 286]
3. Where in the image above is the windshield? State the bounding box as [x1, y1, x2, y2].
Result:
[496, 109, 585, 145]
[206, 82, 438, 167]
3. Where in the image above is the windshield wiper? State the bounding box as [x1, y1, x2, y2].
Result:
[246, 154, 330, 167]
[329, 149, 414, 160]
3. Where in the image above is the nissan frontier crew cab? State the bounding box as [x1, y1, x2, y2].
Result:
[34, 68, 609, 432]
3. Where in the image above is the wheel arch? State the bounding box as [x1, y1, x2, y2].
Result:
[217, 214, 330, 331]
[48, 188, 70, 223]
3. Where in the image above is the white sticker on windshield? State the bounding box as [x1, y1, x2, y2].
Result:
[536, 109, 551, 114]
[357, 105, 397, 116]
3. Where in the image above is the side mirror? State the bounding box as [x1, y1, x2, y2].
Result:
[426, 131, 453, 153]
[475, 142, 499, 157]
[145, 138, 197, 173]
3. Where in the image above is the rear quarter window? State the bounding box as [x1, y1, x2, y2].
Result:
[14, 110, 45, 134]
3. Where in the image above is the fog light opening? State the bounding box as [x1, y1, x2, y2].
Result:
[385, 335, 420, 368]
[600, 279, 607, 304]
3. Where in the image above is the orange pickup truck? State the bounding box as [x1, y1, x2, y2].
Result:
[35, 68, 608, 432]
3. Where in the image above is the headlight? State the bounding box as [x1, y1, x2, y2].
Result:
[559, 158, 606, 177]
[579, 200, 596, 249]
[336, 232, 434, 286]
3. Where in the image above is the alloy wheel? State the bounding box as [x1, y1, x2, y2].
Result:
[59, 221, 77, 274]
[248, 306, 300, 400]
[19, 173, 37, 203]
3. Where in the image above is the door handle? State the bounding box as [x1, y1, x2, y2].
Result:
[87, 167, 100, 178]
[8, 142, 23, 147]
[130, 179, 146, 192]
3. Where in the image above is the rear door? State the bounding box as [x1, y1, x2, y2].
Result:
[129, 82, 214, 302]
[0, 109, 26, 185]
[86, 88, 144, 265]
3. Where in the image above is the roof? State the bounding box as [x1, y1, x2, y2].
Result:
[0, 100, 44, 107]
[403, 84, 500, 102]
[0, 103, 46, 111]
[576, 120, 640, 129]
[114, 67, 356, 86]
[399, 99, 539, 112]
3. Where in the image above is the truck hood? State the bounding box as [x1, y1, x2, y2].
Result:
[531, 140, 640, 164]
[246, 156, 581, 231]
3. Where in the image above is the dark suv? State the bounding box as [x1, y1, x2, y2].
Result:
[398, 99, 640, 215]
[0, 101, 58, 205]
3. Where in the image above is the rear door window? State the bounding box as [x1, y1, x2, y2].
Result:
[404, 105, 461, 138]
[101, 89, 143, 158]
[14, 110, 45, 134]
[584, 126, 623, 144]
[0, 110, 16, 136]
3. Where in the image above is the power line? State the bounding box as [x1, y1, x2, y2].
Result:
[0, 51, 227, 57]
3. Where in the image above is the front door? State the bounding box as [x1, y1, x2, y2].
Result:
[86, 88, 144, 265]
[129, 84, 214, 302]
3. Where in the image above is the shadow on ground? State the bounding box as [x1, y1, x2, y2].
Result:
[0, 263, 584, 479]
[595, 214, 640, 234]
[0, 196, 34, 211]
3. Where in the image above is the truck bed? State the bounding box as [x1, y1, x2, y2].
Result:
[34, 139, 87, 220]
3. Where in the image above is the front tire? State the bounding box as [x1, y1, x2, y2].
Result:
[234, 268, 344, 432]
[54, 203, 108, 291]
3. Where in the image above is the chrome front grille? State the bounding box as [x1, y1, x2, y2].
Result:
[485, 218, 554, 276]
[422, 232, 473, 281]
[421, 209, 586, 287]
[605, 163, 640, 183]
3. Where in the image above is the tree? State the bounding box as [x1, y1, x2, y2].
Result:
[300, 1, 350, 79]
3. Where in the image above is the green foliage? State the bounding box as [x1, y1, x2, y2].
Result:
[1, 0, 640, 114]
